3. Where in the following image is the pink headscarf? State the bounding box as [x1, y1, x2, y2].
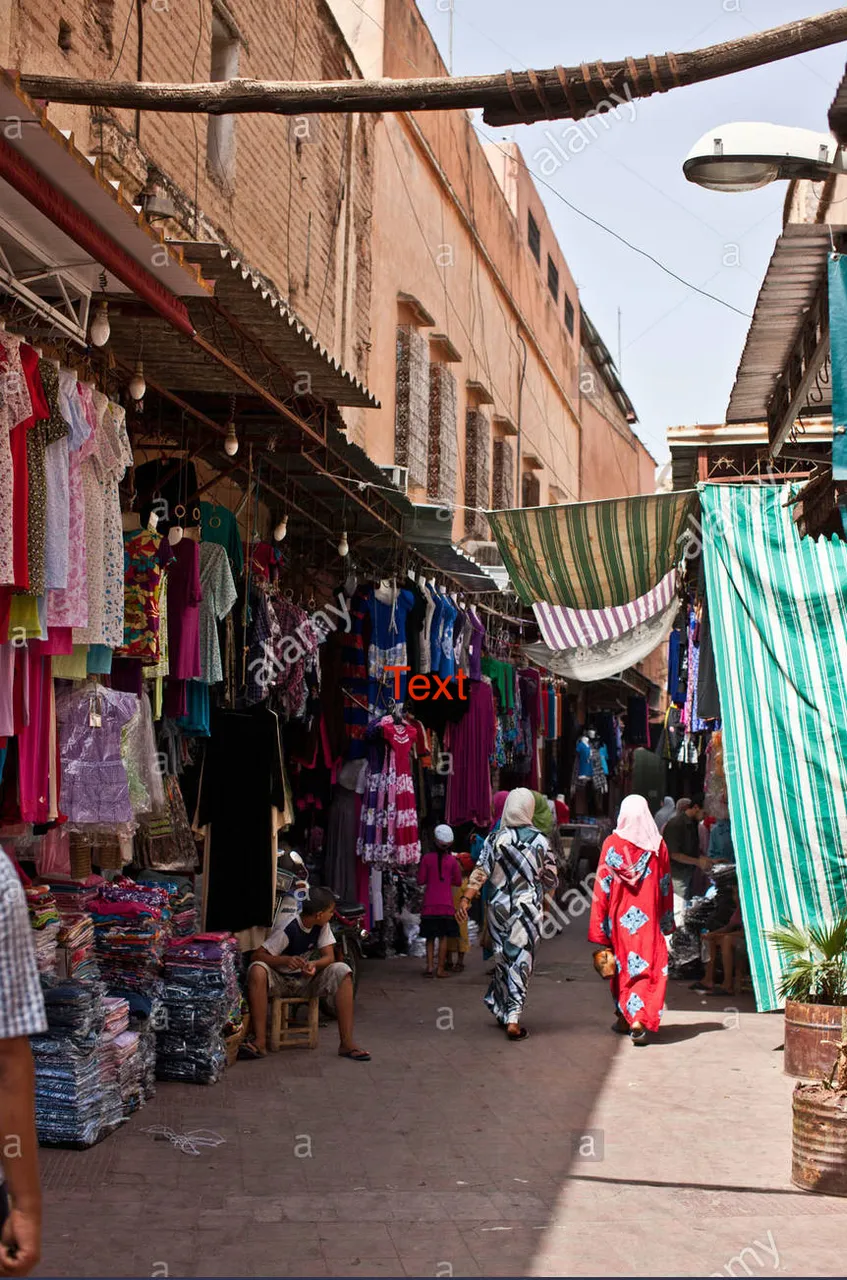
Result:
[614, 794, 663, 854]
[492, 790, 509, 826]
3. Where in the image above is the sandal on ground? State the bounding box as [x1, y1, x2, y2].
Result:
[237, 1038, 266, 1061]
[422, 969, 435, 978]
[506, 1026, 529, 1041]
[436, 969, 450, 979]
[630, 1027, 648, 1045]
[338, 1047, 371, 1062]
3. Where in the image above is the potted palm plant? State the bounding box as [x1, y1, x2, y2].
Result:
[767, 917, 847, 1080]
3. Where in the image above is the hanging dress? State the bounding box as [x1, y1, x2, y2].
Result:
[0, 334, 33, 586]
[382, 718, 421, 865]
[48, 374, 92, 628]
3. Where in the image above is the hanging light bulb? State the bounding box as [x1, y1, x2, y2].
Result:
[89, 300, 110, 347]
[224, 419, 239, 457]
[167, 524, 184, 547]
[128, 360, 146, 401]
[337, 529, 349, 558]
[273, 514, 288, 542]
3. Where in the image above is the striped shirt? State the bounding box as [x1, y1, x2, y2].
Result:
[0, 849, 47, 1040]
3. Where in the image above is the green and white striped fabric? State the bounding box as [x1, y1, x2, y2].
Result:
[701, 484, 847, 1011]
[487, 491, 696, 608]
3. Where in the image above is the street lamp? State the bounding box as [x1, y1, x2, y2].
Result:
[683, 122, 843, 192]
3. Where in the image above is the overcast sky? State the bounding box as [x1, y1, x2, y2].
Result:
[418, 0, 847, 463]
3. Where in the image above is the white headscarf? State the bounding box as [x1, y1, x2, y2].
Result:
[500, 788, 536, 831]
[654, 795, 675, 832]
[614, 794, 663, 853]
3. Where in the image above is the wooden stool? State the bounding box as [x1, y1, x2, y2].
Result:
[268, 996, 319, 1051]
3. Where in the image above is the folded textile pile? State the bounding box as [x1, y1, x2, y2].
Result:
[31, 980, 123, 1147]
[54, 914, 98, 982]
[25, 885, 60, 974]
[89, 888, 166, 999]
[156, 934, 237, 1085]
[137, 874, 197, 938]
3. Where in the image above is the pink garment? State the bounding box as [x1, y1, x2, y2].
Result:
[0, 642, 14, 736]
[17, 651, 53, 824]
[417, 849, 462, 915]
[614, 794, 663, 854]
[34, 826, 72, 879]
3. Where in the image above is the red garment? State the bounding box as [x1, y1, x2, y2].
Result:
[382, 718, 420, 862]
[588, 834, 675, 1033]
[554, 799, 570, 824]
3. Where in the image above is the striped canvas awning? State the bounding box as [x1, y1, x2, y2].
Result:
[487, 491, 695, 608]
[701, 483, 847, 1011]
[524, 596, 679, 683]
[532, 569, 677, 649]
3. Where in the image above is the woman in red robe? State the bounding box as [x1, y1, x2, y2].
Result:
[588, 795, 675, 1044]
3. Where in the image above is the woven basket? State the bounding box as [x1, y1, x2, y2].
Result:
[224, 1015, 249, 1068]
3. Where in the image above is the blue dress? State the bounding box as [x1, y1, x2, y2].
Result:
[367, 586, 415, 711]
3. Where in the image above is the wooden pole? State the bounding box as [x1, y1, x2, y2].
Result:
[15, 8, 847, 126]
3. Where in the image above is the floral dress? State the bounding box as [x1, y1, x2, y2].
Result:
[357, 716, 421, 865]
[116, 528, 174, 661]
[588, 835, 675, 1032]
[48, 374, 92, 628]
[0, 335, 33, 585]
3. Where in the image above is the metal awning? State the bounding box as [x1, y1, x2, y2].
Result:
[0, 72, 210, 313]
[829, 62, 847, 146]
[176, 243, 379, 410]
[726, 224, 835, 425]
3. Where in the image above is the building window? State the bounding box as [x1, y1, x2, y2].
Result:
[522, 471, 541, 508]
[492, 439, 515, 510]
[395, 325, 429, 488]
[565, 296, 575, 336]
[528, 210, 541, 264]
[207, 10, 240, 187]
[547, 256, 559, 303]
[464, 409, 491, 538]
[428, 364, 458, 505]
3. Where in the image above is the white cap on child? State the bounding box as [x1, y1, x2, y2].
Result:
[433, 824, 454, 847]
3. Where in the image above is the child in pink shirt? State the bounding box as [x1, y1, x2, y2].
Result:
[417, 824, 462, 979]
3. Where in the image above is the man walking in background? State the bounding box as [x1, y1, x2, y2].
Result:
[0, 846, 47, 1276]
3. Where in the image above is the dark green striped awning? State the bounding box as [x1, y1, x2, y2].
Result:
[487, 491, 697, 608]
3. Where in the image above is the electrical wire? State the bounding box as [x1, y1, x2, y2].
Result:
[109, 0, 136, 80]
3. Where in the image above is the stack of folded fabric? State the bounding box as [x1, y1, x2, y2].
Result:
[137, 874, 197, 938]
[54, 914, 98, 982]
[156, 934, 238, 1085]
[88, 889, 166, 1000]
[31, 980, 123, 1147]
[25, 885, 61, 975]
[99, 996, 142, 1115]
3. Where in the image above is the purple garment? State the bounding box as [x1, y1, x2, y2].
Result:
[468, 610, 484, 681]
[56, 685, 138, 824]
[518, 668, 541, 789]
[445, 679, 496, 827]
[166, 538, 203, 679]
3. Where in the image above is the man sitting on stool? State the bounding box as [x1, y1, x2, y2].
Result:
[240, 886, 371, 1062]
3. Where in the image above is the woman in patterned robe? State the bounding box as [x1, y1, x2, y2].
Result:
[458, 788, 558, 1041]
[588, 795, 675, 1044]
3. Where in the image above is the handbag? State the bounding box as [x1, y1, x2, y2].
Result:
[592, 947, 616, 979]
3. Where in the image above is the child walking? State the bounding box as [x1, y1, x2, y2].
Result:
[417, 824, 463, 978]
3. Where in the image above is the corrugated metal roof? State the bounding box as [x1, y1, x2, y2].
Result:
[179, 243, 379, 410]
[726, 224, 835, 425]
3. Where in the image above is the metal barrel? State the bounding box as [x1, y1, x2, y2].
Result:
[784, 1000, 847, 1080]
[792, 1085, 847, 1196]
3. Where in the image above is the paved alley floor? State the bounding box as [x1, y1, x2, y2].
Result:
[38, 927, 847, 1279]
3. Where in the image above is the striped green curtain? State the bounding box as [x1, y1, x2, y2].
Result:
[487, 491, 695, 607]
[701, 483, 847, 1011]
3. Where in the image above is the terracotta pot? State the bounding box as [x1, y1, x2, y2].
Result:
[792, 1083, 847, 1196]
[784, 1000, 847, 1079]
